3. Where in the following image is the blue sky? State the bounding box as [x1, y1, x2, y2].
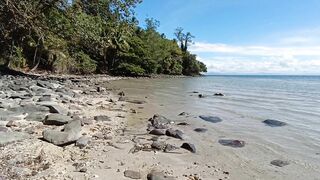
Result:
[135, 0, 320, 74]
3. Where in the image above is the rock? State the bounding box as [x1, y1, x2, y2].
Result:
[36, 102, 67, 114]
[76, 136, 90, 149]
[164, 144, 178, 152]
[79, 167, 87, 173]
[194, 128, 208, 133]
[181, 143, 196, 153]
[118, 91, 125, 96]
[214, 93, 224, 96]
[6, 120, 17, 127]
[43, 114, 72, 126]
[124, 170, 141, 179]
[118, 96, 126, 101]
[165, 129, 184, 140]
[178, 112, 187, 116]
[127, 100, 146, 104]
[218, 139, 245, 148]
[177, 122, 189, 126]
[151, 141, 166, 150]
[38, 95, 53, 102]
[25, 112, 46, 122]
[263, 119, 287, 127]
[271, 160, 290, 167]
[149, 114, 171, 129]
[198, 94, 205, 98]
[147, 171, 176, 180]
[94, 115, 111, 122]
[199, 116, 222, 123]
[97, 87, 106, 93]
[0, 132, 29, 145]
[0, 126, 8, 132]
[149, 129, 166, 136]
[42, 120, 81, 146]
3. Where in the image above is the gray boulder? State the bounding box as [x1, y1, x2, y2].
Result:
[43, 114, 72, 126]
[0, 132, 29, 146]
[149, 114, 172, 129]
[76, 136, 90, 149]
[124, 170, 141, 179]
[43, 120, 81, 146]
[181, 143, 196, 153]
[165, 129, 184, 140]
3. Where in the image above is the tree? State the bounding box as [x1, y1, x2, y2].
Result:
[174, 27, 194, 52]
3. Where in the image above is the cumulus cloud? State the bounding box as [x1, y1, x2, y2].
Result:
[190, 42, 320, 74]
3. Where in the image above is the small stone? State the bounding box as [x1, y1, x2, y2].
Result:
[271, 160, 290, 167]
[263, 119, 287, 127]
[218, 139, 245, 148]
[214, 93, 224, 96]
[76, 136, 90, 149]
[181, 143, 196, 153]
[151, 141, 166, 150]
[194, 128, 208, 133]
[94, 115, 111, 122]
[6, 120, 16, 127]
[147, 171, 176, 180]
[124, 170, 141, 179]
[79, 167, 87, 173]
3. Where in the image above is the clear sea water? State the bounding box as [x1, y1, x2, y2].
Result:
[111, 75, 320, 179]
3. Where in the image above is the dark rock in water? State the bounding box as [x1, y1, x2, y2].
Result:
[94, 115, 111, 122]
[199, 116, 222, 123]
[263, 119, 287, 127]
[118, 91, 125, 96]
[127, 100, 146, 104]
[149, 114, 171, 129]
[76, 136, 90, 149]
[177, 122, 189, 126]
[118, 96, 126, 101]
[124, 170, 141, 179]
[149, 129, 166, 136]
[271, 160, 290, 167]
[0, 132, 29, 145]
[214, 93, 224, 96]
[219, 139, 245, 148]
[43, 114, 72, 126]
[165, 129, 184, 140]
[181, 143, 196, 153]
[194, 128, 208, 133]
[191, 91, 199, 94]
[42, 120, 81, 146]
[198, 94, 205, 98]
[178, 112, 188, 116]
[0, 126, 8, 132]
[151, 141, 166, 150]
[147, 171, 176, 180]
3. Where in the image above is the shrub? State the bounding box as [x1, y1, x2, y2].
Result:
[112, 63, 145, 76]
[73, 51, 97, 74]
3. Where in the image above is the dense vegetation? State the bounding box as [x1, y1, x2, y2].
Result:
[0, 0, 207, 76]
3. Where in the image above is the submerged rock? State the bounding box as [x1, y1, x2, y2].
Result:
[218, 139, 245, 148]
[194, 128, 208, 133]
[271, 160, 290, 167]
[263, 119, 287, 127]
[181, 143, 196, 153]
[214, 93, 224, 96]
[149, 114, 172, 129]
[199, 116, 223, 123]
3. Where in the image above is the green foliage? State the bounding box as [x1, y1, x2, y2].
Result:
[73, 51, 97, 74]
[0, 0, 207, 76]
[112, 63, 145, 76]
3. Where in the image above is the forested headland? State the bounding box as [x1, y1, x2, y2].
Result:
[0, 0, 207, 76]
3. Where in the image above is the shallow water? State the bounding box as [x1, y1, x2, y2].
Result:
[111, 75, 320, 179]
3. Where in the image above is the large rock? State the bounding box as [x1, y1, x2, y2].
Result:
[218, 139, 245, 148]
[43, 114, 72, 126]
[181, 143, 196, 153]
[199, 116, 222, 123]
[263, 119, 287, 127]
[42, 120, 81, 146]
[165, 129, 184, 140]
[149, 115, 172, 129]
[25, 112, 47, 122]
[37, 102, 67, 114]
[149, 129, 166, 136]
[0, 132, 29, 146]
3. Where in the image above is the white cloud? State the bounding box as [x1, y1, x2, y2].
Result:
[190, 42, 320, 74]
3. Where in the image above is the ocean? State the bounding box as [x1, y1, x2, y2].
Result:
[110, 75, 320, 179]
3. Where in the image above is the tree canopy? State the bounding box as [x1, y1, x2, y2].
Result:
[0, 0, 207, 76]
